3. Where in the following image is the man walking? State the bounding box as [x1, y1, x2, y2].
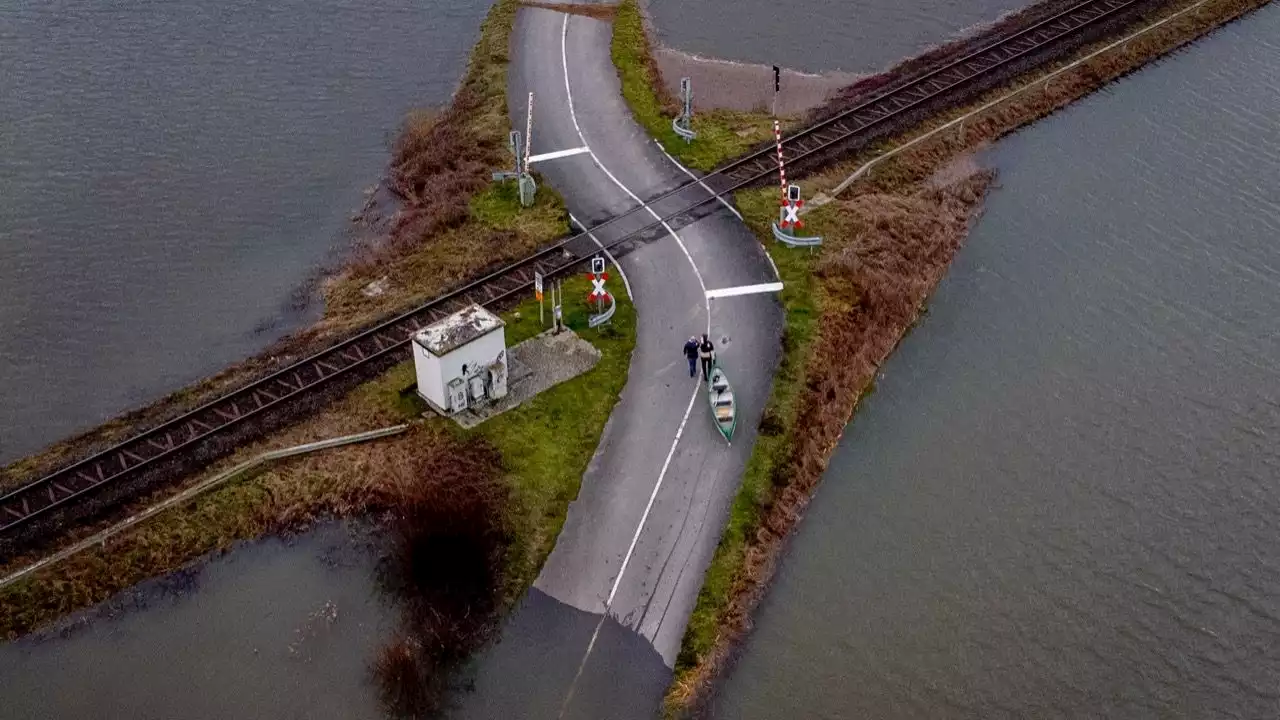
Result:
[682, 336, 699, 378]
[698, 333, 716, 382]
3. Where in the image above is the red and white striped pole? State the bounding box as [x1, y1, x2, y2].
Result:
[524, 92, 534, 173]
[774, 119, 786, 205]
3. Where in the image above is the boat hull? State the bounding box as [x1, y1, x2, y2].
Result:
[707, 367, 737, 442]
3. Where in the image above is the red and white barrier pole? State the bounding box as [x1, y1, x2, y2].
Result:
[524, 92, 534, 173]
[774, 119, 786, 205]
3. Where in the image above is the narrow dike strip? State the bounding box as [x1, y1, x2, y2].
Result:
[661, 0, 1276, 715]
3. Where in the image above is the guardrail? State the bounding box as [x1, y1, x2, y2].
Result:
[772, 222, 823, 247]
[588, 292, 618, 328]
[672, 116, 696, 142]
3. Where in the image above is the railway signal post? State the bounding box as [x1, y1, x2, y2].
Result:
[535, 271, 544, 326]
[772, 65, 780, 117]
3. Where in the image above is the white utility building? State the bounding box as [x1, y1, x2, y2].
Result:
[411, 304, 508, 415]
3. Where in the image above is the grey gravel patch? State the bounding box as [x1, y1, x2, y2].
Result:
[444, 329, 602, 429]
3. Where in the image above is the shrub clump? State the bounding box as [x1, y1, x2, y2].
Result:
[370, 430, 510, 718]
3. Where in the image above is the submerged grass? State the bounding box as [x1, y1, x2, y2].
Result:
[610, 0, 780, 171]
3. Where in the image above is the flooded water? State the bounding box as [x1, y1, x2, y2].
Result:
[713, 7, 1280, 719]
[0, 0, 492, 464]
[646, 0, 1026, 73]
[0, 522, 395, 719]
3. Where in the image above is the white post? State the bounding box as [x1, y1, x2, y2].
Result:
[524, 92, 534, 173]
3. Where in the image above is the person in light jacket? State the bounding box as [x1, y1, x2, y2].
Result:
[698, 333, 715, 382]
[683, 336, 699, 378]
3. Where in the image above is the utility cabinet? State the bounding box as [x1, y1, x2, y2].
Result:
[412, 304, 507, 415]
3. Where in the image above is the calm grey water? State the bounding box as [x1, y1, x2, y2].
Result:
[0, 0, 491, 464]
[646, 0, 1025, 73]
[0, 523, 395, 719]
[713, 7, 1280, 719]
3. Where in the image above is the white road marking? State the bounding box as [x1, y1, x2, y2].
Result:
[571, 213, 634, 301]
[556, 13, 711, 715]
[527, 146, 591, 163]
[761, 244, 782, 282]
[654, 138, 781, 285]
[705, 282, 784, 299]
[654, 139, 744, 222]
[560, 15, 709, 332]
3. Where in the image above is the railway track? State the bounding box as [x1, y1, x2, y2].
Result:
[0, 0, 1148, 537]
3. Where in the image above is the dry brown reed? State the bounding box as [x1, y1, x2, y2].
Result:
[671, 0, 1275, 713]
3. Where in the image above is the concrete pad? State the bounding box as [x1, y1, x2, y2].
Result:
[441, 329, 600, 429]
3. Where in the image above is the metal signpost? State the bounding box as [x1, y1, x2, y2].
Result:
[491, 130, 524, 183]
[772, 65, 781, 117]
[518, 92, 537, 207]
[673, 77, 696, 142]
[552, 279, 563, 334]
[535, 271, 544, 326]
[586, 256, 615, 328]
[780, 184, 803, 229]
[770, 130, 821, 247]
[772, 182, 822, 248]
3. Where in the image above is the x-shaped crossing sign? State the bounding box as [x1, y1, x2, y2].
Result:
[781, 199, 804, 229]
[587, 272, 610, 300]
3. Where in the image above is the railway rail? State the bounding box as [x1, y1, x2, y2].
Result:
[0, 0, 1148, 537]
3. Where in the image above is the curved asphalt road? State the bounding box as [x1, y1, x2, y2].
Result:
[451, 9, 783, 719]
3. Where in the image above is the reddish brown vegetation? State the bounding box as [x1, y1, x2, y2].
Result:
[370, 431, 510, 718]
[814, 0, 1122, 117]
[676, 173, 995, 717]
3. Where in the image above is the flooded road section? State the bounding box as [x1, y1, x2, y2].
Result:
[0, 0, 491, 464]
[712, 7, 1280, 719]
[0, 523, 394, 719]
[646, 0, 1026, 73]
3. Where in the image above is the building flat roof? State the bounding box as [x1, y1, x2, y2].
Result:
[413, 304, 504, 356]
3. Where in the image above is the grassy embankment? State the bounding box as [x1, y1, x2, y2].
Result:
[0, 272, 635, 643]
[644, 0, 1276, 714]
[0, 0, 637, 646]
[610, 0, 780, 171]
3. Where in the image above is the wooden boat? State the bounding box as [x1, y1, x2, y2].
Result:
[707, 366, 737, 443]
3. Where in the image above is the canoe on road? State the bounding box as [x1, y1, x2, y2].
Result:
[707, 367, 736, 443]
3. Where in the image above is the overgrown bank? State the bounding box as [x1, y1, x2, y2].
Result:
[0, 0, 562, 503]
[0, 275, 635, 648]
[663, 0, 1274, 715]
[0, 0, 637, 686]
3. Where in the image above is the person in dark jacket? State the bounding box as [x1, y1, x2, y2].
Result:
[698, 333, 715, 382]
[682, 336, 699, 378]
